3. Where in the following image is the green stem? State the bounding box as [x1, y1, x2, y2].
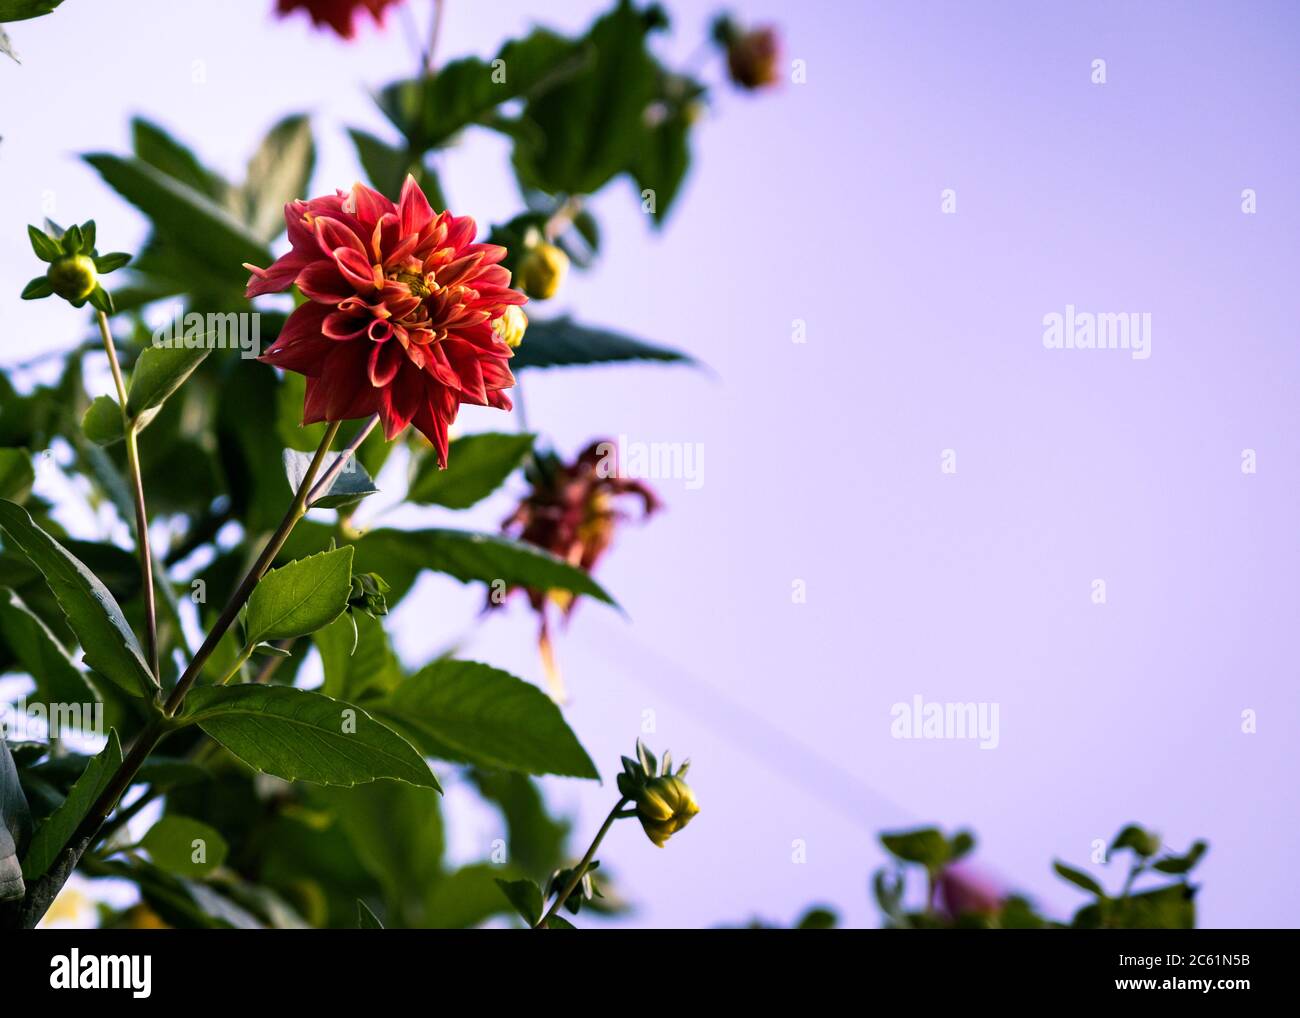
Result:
[96, 310, 159, 683]
[534, 797, 627, 929]
[215, 644, 257, 687]
[161, 419, 343, 718]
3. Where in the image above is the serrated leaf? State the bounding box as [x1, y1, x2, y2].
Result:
[141, 814, 228, 877]
[244, 546, 354, 644]
[283, 450, 378, 510]
[407, 432, 534, 509]
[184, 685, 438, 790]
[125, 343, 212, 421]
[22, 730, 121, 881]
[0, 501, 155, 697]
[374, 659, 598, 778]
[512, 315, 694, 370]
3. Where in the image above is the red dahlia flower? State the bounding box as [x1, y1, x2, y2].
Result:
[274, 0, 403, 39]
[246, 177, 525, 465]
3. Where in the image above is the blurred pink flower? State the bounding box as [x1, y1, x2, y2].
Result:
[937, 863, 1005, 918]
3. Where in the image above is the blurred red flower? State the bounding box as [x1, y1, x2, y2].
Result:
[247, 176, 524, 464]
[726, 26, 781, 90]
[274, 0, 403, 39]
[496, 441, 661, 697]
[937, 864, 1005, 919]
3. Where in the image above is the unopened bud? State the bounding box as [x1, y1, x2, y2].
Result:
[47, 255, 98, 302]
[493, 304, 528, 348]
[516, 243, 569, 300]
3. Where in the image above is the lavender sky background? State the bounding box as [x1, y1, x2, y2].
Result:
[2, 0, 1299, 928]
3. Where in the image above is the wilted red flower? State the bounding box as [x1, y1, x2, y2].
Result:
[247, 176, 525, 465]
[725, 26, 780, 90]
[274, 0, 403, 39]
[495, 441, 661, 697]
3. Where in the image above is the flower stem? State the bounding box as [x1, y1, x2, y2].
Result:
[534, 797, 628, 929]
[96, 310, 159, 683]
[161, 419, 343, 718]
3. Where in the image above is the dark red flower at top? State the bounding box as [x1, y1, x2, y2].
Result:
[246, 177, 525, 465]
[275, 0, 403, 39]
[495, 441, 661, 698]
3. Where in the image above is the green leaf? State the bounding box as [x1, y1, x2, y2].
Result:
[0, 0, 67, 23]
[374, 659, 598, 778]
[241, 114, 315, 242]
[20, 277, 53, 300]
[22, 730, 121, 881]
[546, 914, 576, 929]
[795, 906, 839, 930]
[0, 26, 16, 64]
[131, 118, 230, 202]
[361, 529, 616, 606]
[1110, 824, 1161, 858]
[0, 449, 34, 501]
[0, 587, 99, 706]
[0, 501, 156, 697]
[81, 395, 124, 446]
[1053, 861, 1106, 897]
[347, 130, 447, 211]
[283, 450, 378, 510]
[315, 611, 402, 702]
[184, 685, 438, 790]
[82, 154, 270, 287]
[495, 877, 543, 926]
[93, 252, 131, 273]
[1, 737, 32, 902]
[512, 315, 694, 370]
[510, 4, 659, 196]
[407, 432, 534, 509]
[27, 224, 62, 262]
[244, 546, 354, 644]
[317, 782, 442, 915]
[470, 769, 569, 882]
[1152, 841, 1208, 875]
[357, 899, 384, 929]
[125, 343, 212, 421]
[879, 827, 951, 869]
[379, 28, 581, 151]
[140, 815, 228, 877]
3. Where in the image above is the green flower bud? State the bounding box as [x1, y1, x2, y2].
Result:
[516, 242, 569, 300]
[46, 254, 98, 303]
[634, 774, 700, 848]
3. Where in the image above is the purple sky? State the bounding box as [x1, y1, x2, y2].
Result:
[3, 0, 1299, 928]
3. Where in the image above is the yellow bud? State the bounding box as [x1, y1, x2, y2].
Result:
[635, 775, 700, 848]
[516, 242, 569, 300]
[46, 254, 98, 302]
[493, 304, 528, 348]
